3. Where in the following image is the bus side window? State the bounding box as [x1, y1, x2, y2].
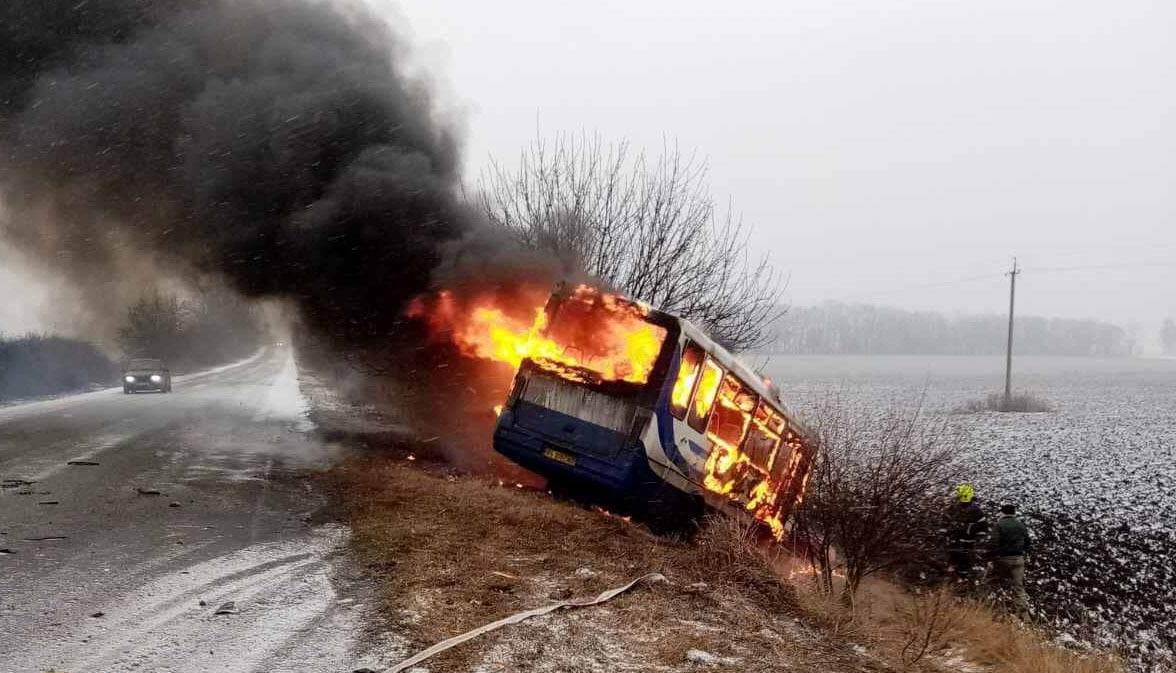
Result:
[670, 342, 705, 420]
[773, 429, 804, 485]
[687, 356, 724, 432]
[705, 373, 757, 450]
[742, 402, 783, 470]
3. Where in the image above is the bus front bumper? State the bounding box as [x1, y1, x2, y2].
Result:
[492, 407, 655, 496]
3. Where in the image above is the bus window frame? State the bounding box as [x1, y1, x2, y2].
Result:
[741, 399, 784, 471]
[686, 355, 725, 433]
[670, 340, 706, 420]
[703, 371, 759, 453]
[522, 301, 681, 406]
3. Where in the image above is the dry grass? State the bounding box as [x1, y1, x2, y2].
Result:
[950, 608, 1122, 673]
[957, 392, 1053, 413]
[325, 455, 888, 672]
[790, 572, 1124, 673]
[323, 451, 1119, 673]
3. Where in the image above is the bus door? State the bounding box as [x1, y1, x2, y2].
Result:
[664, 341, 723, 483]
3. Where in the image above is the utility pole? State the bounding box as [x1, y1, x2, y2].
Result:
[1003, 258, 1019, 407]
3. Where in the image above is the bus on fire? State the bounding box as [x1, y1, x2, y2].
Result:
[492, 284, 814, 536]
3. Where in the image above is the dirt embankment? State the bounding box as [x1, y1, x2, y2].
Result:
[300, 364, 1125, 673]
[327, 455, 885, 673]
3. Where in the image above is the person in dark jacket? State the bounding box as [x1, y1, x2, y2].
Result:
[990, 502, 1032, 616]
[945, 483, 987, 577]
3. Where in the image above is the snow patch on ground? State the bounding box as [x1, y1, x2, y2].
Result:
[10, 524, 404, 673]
[767, 355, 1176, 671]
[252, 349, 314, 432]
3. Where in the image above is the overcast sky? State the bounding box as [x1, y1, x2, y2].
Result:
[2, 0, 1172, 336]
[384, 0, 1175, 327]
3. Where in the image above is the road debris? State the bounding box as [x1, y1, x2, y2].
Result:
[2, 479, 35, 488]
[90, 611, 105, 618]
[214, 601, 239, 615]
[169, 501, 182, 508]
[136, 487, 162, 496]
[386, 573, 666, 673]
[23, 536, 68, 541]
[0, 548, 16, 555]
[67, 460, 101, 466]
[37, 500, 59, 505]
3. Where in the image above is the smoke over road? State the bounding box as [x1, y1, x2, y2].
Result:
[0, 0, 536, 347]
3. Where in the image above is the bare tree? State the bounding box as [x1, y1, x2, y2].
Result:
[1162, 318, 1176, 356]
[475, 132, 783, 352]
[118, 293, 188, 362]
[791, 397, 964, 605]
[118, 290, 263, 368]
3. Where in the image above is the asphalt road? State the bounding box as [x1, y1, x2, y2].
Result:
[0, 348, 389, 672]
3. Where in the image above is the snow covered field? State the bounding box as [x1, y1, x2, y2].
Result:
[765, 355, 1176, 671]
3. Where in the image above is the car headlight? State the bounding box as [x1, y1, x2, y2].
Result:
[125, 375, 135, 383]
[150, 374, 162, 383]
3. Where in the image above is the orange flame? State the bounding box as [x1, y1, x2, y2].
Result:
[695, 370, 803, 539]
[691, 359, 724, 420]
[670, 348, 702, 415]
[407, 285, 667, 386]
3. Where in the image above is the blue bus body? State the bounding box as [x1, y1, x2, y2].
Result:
[492, 287, 814, 532]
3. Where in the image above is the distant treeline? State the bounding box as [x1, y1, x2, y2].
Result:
[0, 334, 117, 402]
[773, 303, 1131, 356]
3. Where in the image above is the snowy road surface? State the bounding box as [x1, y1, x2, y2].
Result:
[0, 348, 390, 672]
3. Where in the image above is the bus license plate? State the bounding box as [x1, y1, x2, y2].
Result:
[543, 447, 576, 466]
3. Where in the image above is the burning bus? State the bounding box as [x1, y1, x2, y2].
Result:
[476, 283, 816, 537]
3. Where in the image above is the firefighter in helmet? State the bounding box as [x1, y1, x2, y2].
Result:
[945, 483, 987, 577]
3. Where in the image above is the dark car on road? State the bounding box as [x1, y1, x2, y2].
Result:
[122, 358, 172, 394]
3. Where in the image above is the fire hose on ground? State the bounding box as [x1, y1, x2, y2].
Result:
[385, 572, 667, 673]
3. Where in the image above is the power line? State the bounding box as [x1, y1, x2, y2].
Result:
[818, 259, 1176, 303]
[799, 257, 1176, 305]
[1025, 261, 1176, 274]
[826, 272, 1005, 301]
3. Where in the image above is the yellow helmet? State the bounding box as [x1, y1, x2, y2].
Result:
[955, 483, 975, 503]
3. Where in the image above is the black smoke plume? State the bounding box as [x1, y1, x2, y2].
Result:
[0, 0, 489, 347]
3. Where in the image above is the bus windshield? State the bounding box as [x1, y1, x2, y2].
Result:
[531, 286, 670, 390]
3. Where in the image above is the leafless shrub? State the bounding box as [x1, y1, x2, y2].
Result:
[474, 131, 783, 352]
[899, 588, 963, 667]
[791, 397, 965, 605]
[957, 392, 1052, 413]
